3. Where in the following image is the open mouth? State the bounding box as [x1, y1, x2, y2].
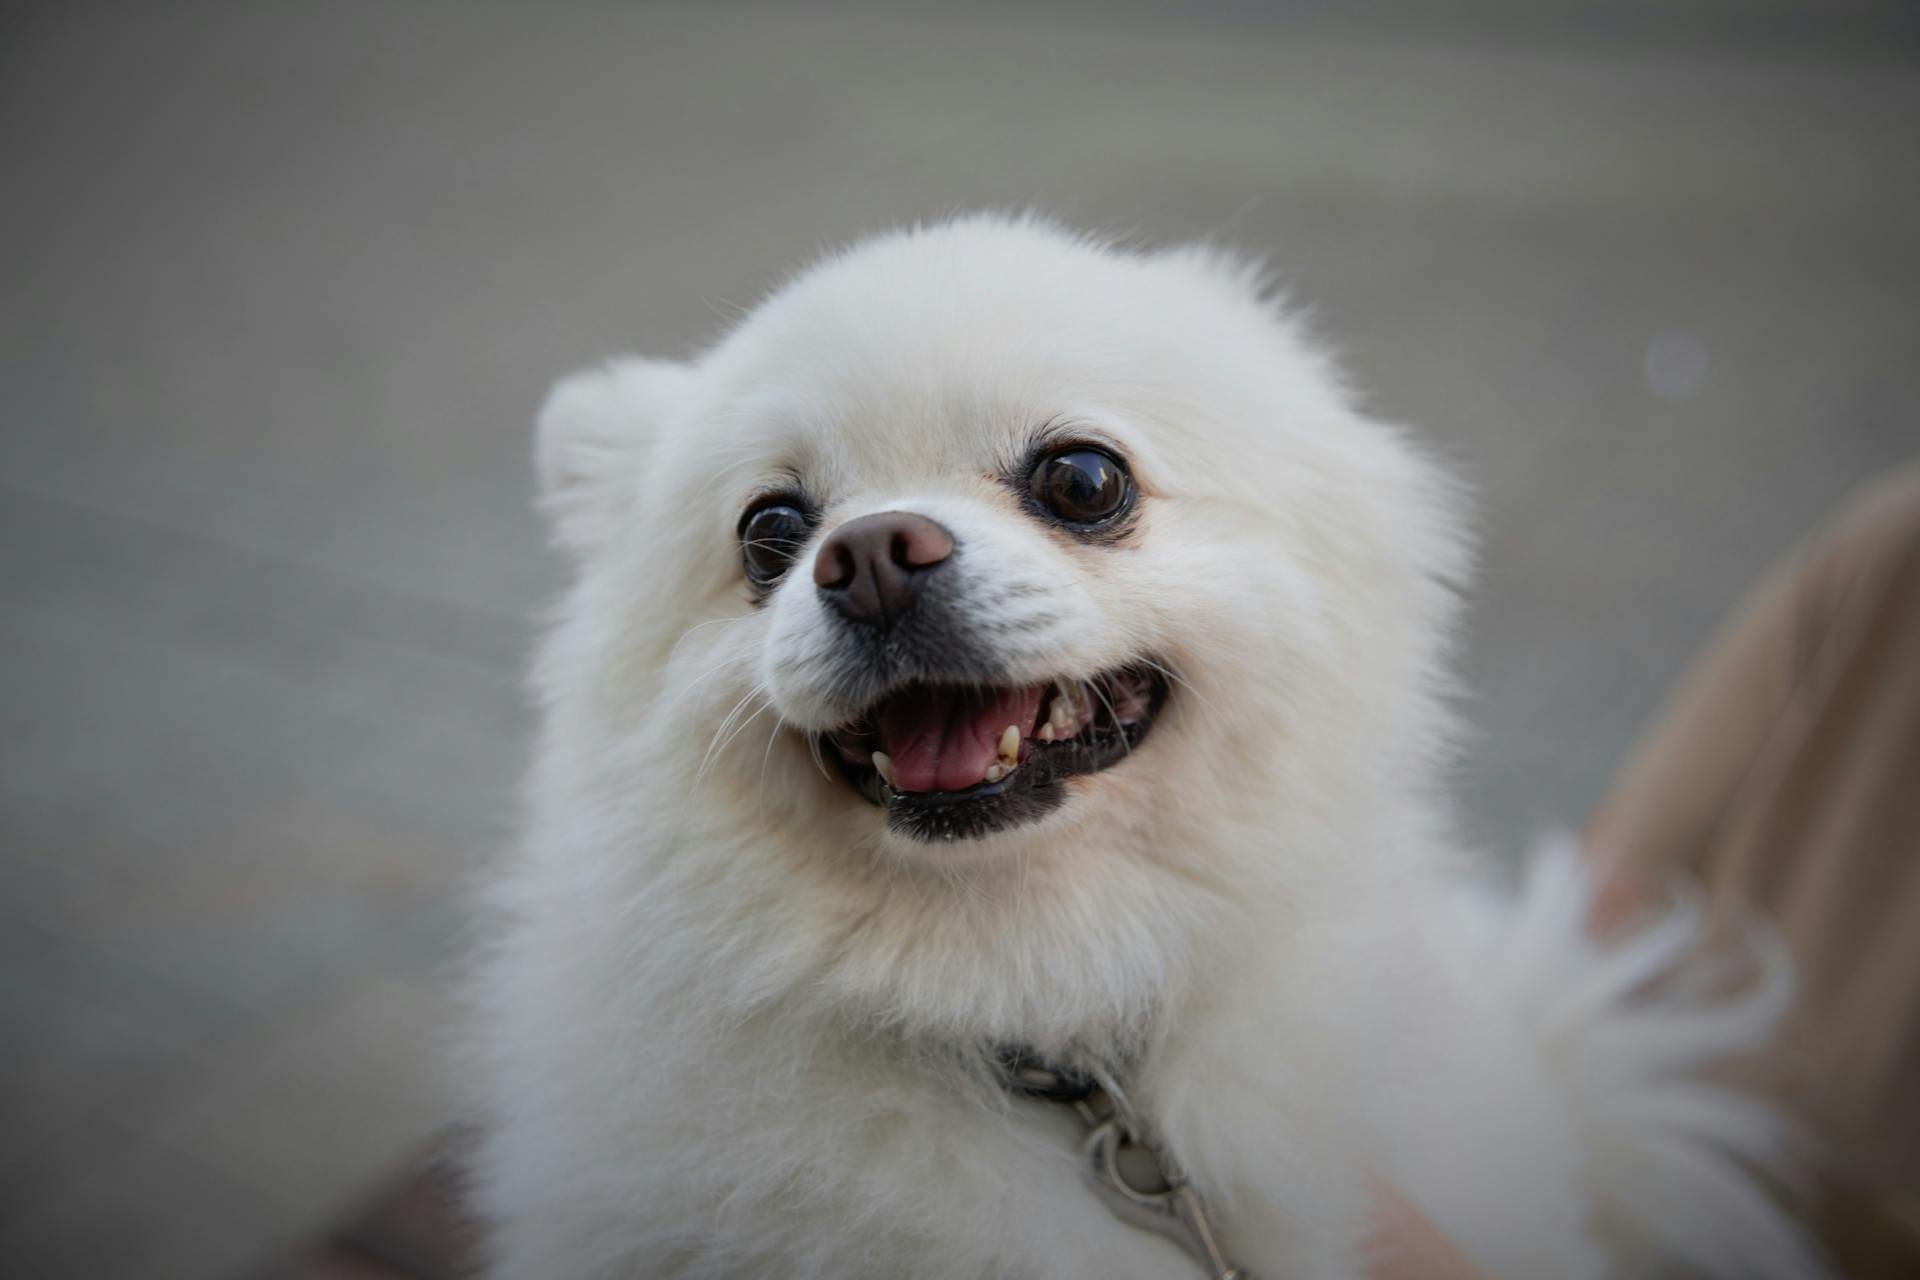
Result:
[818, 663, 1170, 842]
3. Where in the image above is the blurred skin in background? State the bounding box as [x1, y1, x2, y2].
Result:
[1370, 1185, 1486, 1279]
[1384, 463, 1920, 1276]
[1588, 464, 1920, 1277]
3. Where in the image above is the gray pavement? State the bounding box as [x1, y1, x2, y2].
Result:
[2, 1, 1916, 1274]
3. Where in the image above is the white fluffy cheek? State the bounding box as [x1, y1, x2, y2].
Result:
[760, 587, 846, 730]
[1101, 522, 1337, 776]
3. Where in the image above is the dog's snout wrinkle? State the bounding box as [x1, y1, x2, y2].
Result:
[814, 511, 955, 630]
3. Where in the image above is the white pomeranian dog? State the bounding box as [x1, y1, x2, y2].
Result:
[467, 216, 1822, 1279]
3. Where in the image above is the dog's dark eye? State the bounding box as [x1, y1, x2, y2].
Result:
[1029, 446, 1132, 525]
[739, 502, 811, 586]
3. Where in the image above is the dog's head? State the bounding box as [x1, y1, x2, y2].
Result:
[535, 217, 1465, 889]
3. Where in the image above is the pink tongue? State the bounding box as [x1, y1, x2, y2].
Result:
[878, 685, 1043, 793]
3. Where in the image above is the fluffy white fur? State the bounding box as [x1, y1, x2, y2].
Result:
[468, 216, 1823, 1278]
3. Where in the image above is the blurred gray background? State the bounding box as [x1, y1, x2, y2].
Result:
[2, 0, 1916, 1274]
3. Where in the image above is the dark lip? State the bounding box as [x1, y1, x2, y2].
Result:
[817, 663, 1171, 843]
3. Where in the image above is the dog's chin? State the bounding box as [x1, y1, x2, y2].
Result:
[809, 662, 1170, 843]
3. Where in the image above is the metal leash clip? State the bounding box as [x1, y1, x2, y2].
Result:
[1076, 1070, 1251, 1280]
[996, 1050, 1252, 1280]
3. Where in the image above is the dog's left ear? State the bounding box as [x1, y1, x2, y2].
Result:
[535, 357, 694, 554]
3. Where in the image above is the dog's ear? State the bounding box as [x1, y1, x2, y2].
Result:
[535, 357, 693, 554]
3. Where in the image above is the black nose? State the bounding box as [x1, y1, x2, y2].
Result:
[813, 511, 955, 628]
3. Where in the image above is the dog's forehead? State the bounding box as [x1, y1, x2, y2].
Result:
[708, 345, 1127, 504]
[719, 367, 1066, 493]
[706, 243, 1200, 491]
[689, 219, 1346, 513]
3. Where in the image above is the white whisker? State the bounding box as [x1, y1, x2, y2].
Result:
[667, 613, 754, 667]
[757, 720, 784, 823]
[1136, 656, 1222, 721]
[700, 696, 776, 781]
[668, 648, 754, 710]
[1082, 676, 1130, 759]
[700, 683, 767, 776]
[805, 731, 834, 782]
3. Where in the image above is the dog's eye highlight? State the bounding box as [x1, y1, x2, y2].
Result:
[739, 502, 811, 586]
[1029, 446, 1132, 526]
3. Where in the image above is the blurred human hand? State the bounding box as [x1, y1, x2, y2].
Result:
[1367, 1183, 1486, 1280]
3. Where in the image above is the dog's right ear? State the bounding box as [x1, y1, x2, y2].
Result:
[535, 357, 693, 554]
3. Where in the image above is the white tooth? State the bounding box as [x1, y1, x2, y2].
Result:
[984, 763, 1006, 784]
[1050, 697, 1078, 734]
[998, 723, 1020, 766]
[871, 752, 896, 787]
[1038, 723, 1056, 742]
